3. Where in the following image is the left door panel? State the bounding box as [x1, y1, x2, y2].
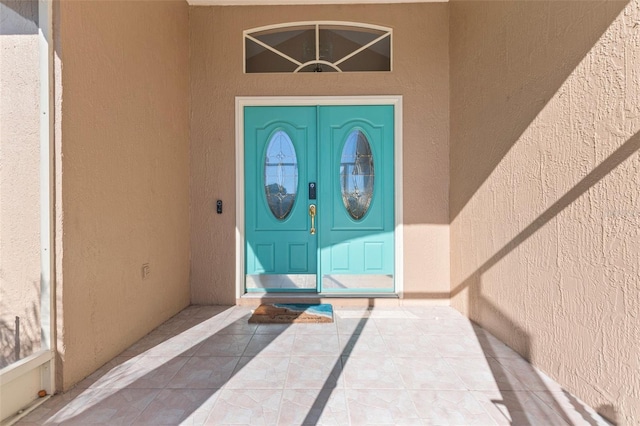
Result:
[244, 106, 317, 291]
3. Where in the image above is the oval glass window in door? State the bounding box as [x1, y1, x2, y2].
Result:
[340, 130, 374, 220]
[264, 130, 298, 220]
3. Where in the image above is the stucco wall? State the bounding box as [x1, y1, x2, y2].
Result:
[450, 1, 640, 423]
[55, 0, 191, 389]
[190, 3, 450, 304]
[0, 0, 41, 368]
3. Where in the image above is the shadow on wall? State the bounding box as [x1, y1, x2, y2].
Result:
[0, 282, 41, 369]
[449, 0, 629, 220]
[449, 2, 636, 423]
[453, 130, 639, 424]
[597, 404, 618, 425]
[0, 0, 38, 35]
[454, 129, 640, 308]
[450, 144, 636, 420]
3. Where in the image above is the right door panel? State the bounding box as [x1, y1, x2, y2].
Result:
[318, 105, 395, 293]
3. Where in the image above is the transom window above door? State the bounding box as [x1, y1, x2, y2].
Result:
[244, 21, 392, 73]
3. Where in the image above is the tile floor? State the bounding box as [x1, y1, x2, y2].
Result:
[17, 305, 611, 425]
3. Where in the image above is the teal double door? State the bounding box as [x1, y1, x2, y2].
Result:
[245, 105, 394, 293]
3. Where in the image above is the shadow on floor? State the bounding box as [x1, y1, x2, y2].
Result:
[16, 302, 613, 425]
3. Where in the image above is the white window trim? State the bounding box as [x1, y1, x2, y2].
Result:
[243, 21, 393, 73]
[0, 1, 55, 424]
[235, 96, 404, 299]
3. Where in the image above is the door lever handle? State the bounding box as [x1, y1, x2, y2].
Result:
[309, 204, 316, 235]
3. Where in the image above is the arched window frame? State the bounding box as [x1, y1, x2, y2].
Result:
[244, 21, 393, 73]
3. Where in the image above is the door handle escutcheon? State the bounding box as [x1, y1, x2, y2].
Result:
[309, 204, 316, 235]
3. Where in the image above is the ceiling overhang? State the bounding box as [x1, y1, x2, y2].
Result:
[188, 0, 447, 5]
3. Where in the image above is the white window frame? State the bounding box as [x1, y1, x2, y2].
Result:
[243, 21, 393, 73]
[0, 1, 55, 424]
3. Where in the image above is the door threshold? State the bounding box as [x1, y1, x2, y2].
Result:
[237, 292, 400, 308]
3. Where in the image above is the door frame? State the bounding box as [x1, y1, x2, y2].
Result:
[235, 96, 404, 299]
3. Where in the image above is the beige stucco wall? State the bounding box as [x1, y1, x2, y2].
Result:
[0, 0, 41, 369]
[450, 1, 640, 424]
[190, 3, 450, 304]
[54, 0, 191, 390]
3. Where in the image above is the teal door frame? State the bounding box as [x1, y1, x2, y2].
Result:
[235, 96, 404, 299]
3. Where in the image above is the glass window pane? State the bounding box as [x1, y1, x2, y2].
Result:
[340, 130, 374, 220]
[338, 36, 391, 72]
[319, 26, 386, 65]
[253, 25, 315, 64]
[245, 38, 298, 73]
[264, 131, 298, 220]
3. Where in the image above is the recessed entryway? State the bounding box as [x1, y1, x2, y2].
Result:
[235, 97, 404, 299]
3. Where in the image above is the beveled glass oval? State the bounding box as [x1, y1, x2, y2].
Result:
[340, 130, 374, 220]
[264, 131, 298, 220]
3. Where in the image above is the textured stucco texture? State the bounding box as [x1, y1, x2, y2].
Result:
[54, 0, 191, 390]
[5, 1, 639, 422]
[450, 1, 640, 424]
[0, 0, 41, 368]
[190, 3, 451, 305]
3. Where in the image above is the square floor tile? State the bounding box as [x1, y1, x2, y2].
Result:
[339, 333, 391, 357]
[242, 333, 295, 357]
[149, 316, 206, 337]
[381, 334, 441, 357]
[17, 306, 609, 426]
[194, 334, 252, 357]
[167, 357, 239, 389]
[175, 305, 232, 320]
[345, 389, 423, 425]
[278, 389, 349, 425]
[292, 334, 341, 356]
[133, 389, 219, 425]
[533, 391, 612, 425]
[181, 317, 236, 339]
[18, 389, 103, 424]
[139, 333, 206, 358]
[428, 334, 486, 357]
[341, 356, 403, 389]
[294, 322, 338, 335]
[75, 357, 139, 389]
[473, 390, 570, 426]
[493, 356, 567, 392]
[206, 389, 281, 425]
[408, 390, 497, 425]
[474, 328, 524, 358]
[119, 334, 172, 357]
[394, 357, 467, 390]
[226, 356, 290, 389]
[254, 324, 295, 335]
[444, 357, 527, 391]
[215, 321, 258, 335]
[373, 318, 423, 335]
[123, 356, 188, 389]
[416, 318, 469, 335]
[335, 317, 381, 335]
[83, 356, 184, 390]
[63, 388, 159, 425]
[285, 356, 343, 389]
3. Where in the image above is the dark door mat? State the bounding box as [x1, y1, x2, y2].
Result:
[248, 303, 334, 324]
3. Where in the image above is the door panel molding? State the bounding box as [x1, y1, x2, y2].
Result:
[236, 96, 404, 299]
[318, 105, 394, 292]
